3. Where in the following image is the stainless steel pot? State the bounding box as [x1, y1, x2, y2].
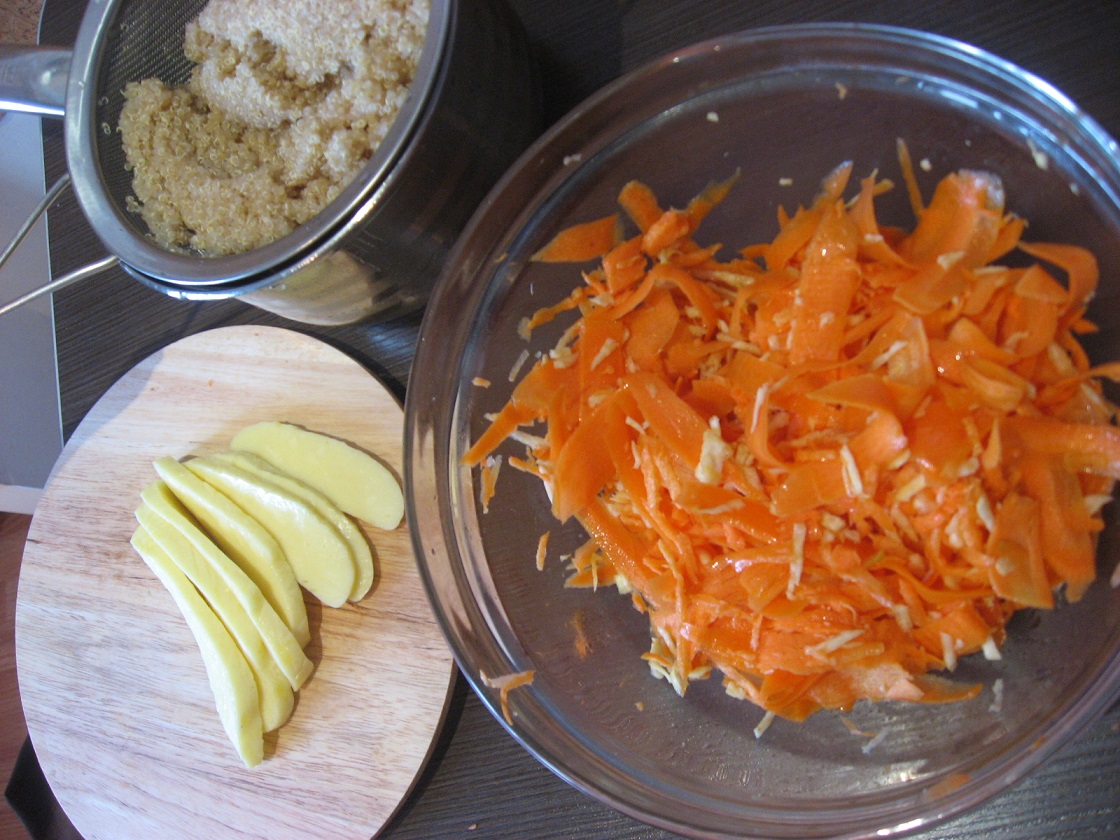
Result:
[0, 0, 541, 325]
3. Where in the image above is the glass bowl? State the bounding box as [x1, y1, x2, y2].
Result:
[405, 23, 1120, 839]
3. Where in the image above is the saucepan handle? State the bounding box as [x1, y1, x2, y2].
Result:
[0, 45, 70, 117]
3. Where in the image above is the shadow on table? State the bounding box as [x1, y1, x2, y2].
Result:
[5, 739, 81, 840]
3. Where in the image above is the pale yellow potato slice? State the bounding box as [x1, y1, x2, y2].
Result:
[136, 501, 295, 732]
[205, 450, 375, 602]
[140, 482, 313, 692]
[153, 456, 310, 646]
[130, 525, 264, 768]
[185, 456, 356, 608]
[231, 421, 403, 530]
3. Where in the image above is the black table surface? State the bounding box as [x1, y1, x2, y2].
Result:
[22, 1, 1120, 838]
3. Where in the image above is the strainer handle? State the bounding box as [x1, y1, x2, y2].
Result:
[0, 254, 119, 317]
[0, 171, 119, 317]
[0, 45, 70, 118]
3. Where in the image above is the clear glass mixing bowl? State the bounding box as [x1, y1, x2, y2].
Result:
[405, 23, 1120, 839]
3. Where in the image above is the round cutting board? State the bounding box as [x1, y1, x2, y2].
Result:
[15, 325, 456, 840]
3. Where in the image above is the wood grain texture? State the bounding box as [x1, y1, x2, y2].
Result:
[14, 326, 455, 840]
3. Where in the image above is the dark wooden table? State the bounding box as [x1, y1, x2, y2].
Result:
[22, 1, 1120, 837]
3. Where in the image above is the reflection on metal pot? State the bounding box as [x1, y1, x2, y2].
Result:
[240, 251, 396, 326]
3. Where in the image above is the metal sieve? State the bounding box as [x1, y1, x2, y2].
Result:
[0, 0, 541, 324]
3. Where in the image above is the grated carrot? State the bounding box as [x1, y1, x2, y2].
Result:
[481, 669, 536, 725]
[466, 150, 1118, 723]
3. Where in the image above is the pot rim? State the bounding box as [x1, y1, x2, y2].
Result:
[63, 0, 452, 288]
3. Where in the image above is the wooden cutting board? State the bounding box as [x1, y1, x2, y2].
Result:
[15, 325, 456, 840]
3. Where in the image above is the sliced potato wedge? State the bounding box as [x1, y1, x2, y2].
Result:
[136, 500, 295, 732]
[231, 421, 403, 530]
[131, 524, 264, 767]
[153, 456, 310, 646]
[185, 456, 356, 608]
[140, 482, 313, 692]
[205, 450, 375, 602]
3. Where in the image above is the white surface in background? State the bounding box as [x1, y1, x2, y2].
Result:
[0, 112, 63, 514]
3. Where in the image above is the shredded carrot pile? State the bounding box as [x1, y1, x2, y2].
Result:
[464, 148, 1120, 722]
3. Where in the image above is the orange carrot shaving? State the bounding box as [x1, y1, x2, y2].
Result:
[533, 214, 621, 262]
[466, 159, 1119, 724]
[480, 670, 536, 725]
[618, 180, 663, 231]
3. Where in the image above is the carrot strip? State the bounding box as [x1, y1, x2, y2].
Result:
[771, 458, 848, 516]
[987, 491, 1053, 609]
[1017, 241, 1099, 318]
[809, 374, 898, 416]
[481, 669, 535, 725]
[642, 210, 692, 256]
[552, 395, 628, 521]
[624, 372, 709, 467]
[901, 170, 1004, 269]
[850, 175, 909, 266]
[625, 289, 680, 372]
[618, 180, 663, 232]
[987, 214, 1026, 263]
[602, 236, 646, 293]
[647, 262, 721, 337]
[787, 202, 861, 364]
[892, 258, 968, 315]
[685, 171, 742, 228]
[1019, 454, 1097, 600]
[533, 214, 621, 262]
[1004, 415, 1120, 478]
[463, 401, 537, 467]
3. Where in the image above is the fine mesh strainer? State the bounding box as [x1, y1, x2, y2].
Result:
[0, 0, 541, 324]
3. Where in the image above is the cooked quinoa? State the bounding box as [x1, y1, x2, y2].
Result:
[118, 0, 429, 256]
